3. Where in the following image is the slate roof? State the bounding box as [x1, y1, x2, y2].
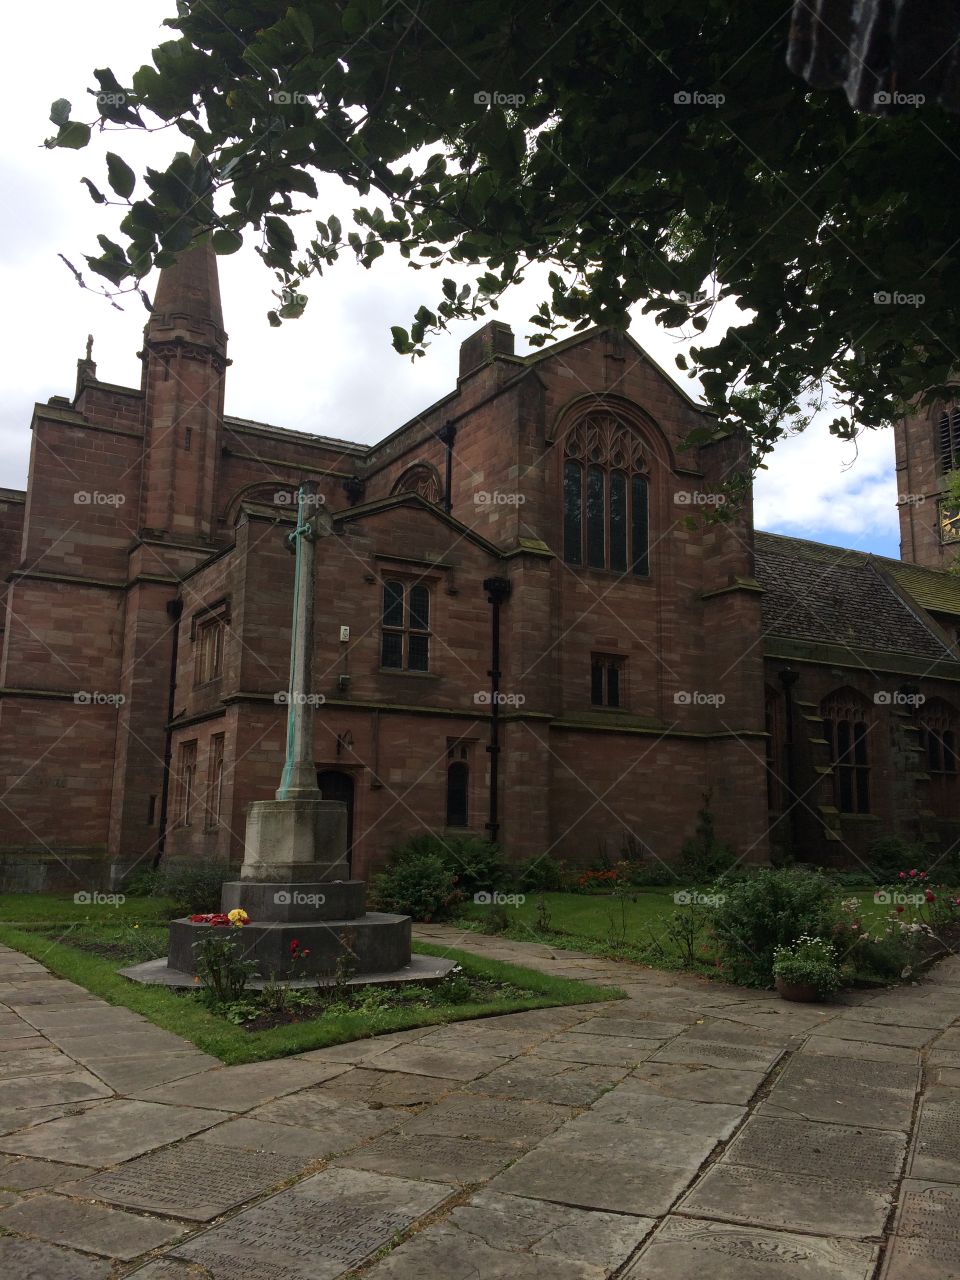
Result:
[754, 531, 955, 661]
[881, 558, 960, 620]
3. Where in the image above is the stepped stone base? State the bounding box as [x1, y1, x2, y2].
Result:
[121, 952, 455, 990]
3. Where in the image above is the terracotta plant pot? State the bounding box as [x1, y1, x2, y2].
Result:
[774, 976, 821, 1003]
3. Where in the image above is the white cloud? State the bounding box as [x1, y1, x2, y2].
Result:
[0, 0, 899, 557]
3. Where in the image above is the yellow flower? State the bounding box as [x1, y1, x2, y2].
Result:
[227, 908, 249, 926]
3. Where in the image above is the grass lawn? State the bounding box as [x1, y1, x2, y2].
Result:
[0, 896, 621, 1065]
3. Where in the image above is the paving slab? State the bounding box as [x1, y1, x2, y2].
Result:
[0, 1099, 226, 1164]
[316, 1066, 456, 1108]
[49, 1028, 201, 1061]
[195, 1114, 363, 1161]
[908, 1087, 960, 1183]
[628, 1060, 765, 1105]
[0, 1069, 113, 1110]
[248, 1090, 405, 1150]
[838, 1003, 955, 1030]
[534, 1031, 661, 1067]
[650, 1032, 783, 1073]
[799, 1035, 920, 1065]
[589, 1079, 744, 1137]
[488, 1147, 696, 1216]
[880, 1179, 960, 1279]
[464, 1057, 628, 1105]
[68, 1138, 309, 1221]
[759, 1053, 918, 1130]
[0, 1191, 185, 1259]
[677, 1162, 892, 1238]
[622, 1217, 877, 1279]
[84, 1051, 220, 1094]
[725, 1115, 907, 1187]
[810, 1018, 936, 1049]
[133, 1058, 351, 1110]
[0, 1236, 113, 1278]
[361, 1042, 506, 1081]
[0, 1155, 96, 1189]
[400, 1095, 574, 1145]
[568, 1016, 689, 1040]
[170, 1165, 452, 1279]
[0, 1048, 79, 1079]
[337, 1131, 518, 1184]
[0, 1099, 109, 1138]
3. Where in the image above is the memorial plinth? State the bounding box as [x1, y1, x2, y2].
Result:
[122, 480, 453, 993]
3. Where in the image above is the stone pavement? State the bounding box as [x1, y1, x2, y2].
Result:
[0, 929, 957, 1279]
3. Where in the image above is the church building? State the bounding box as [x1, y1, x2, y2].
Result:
[0, 242, 958, 891]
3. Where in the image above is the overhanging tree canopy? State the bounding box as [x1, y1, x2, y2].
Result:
[47, 0, 960, 462]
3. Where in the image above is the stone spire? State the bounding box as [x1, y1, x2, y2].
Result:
[145, 235, 227, 356]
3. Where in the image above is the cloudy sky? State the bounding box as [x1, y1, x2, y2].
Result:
[1, 0, 902, 559]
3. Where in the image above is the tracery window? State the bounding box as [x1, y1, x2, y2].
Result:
[562, 415, 649, 574]
[821, 690, 872, 815]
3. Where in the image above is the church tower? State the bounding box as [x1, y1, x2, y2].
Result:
[139, 237, 228, 543]
[894, 400, 960, 568]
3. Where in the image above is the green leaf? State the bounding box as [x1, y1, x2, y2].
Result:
[267, 310, 282, 327]
[106, 152, 136, 199]
[55, 121, 91, 150]
[49, 98, 71, 126]
[390, 325, 410, 353]
[265, 215, 296, 253]
[212, 228, 243, 255]
[80, 177, 106, 205]
[288, 7, 314, 49]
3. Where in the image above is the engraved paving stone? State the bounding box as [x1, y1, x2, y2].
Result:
[68, 1140, 308, 1221]
[622, 1218, 877, 1280]
[880, 1179, 960, 1280]
[908, 1090, 960, 1183]
[724, 1116, 906, 1187]
[336, 1132, 518, 1183]
[171, 1166, 452, 1280]
[760, 1053, 918, 1130]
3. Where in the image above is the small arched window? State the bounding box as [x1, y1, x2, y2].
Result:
[381, 580, 430, 671]
[446, 761, 469, 828]
[563, 415, 649, 574]
[937, 407, 960, 472]
[822, 690, 872, 814]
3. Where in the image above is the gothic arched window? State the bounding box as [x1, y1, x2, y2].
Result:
[446, 760, 469, 828]
[562, 415, 649, 575]
[822, 690, 872, 814]
[919, 700, 958, 817]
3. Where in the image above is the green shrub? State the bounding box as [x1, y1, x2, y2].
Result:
[156, 861, 233, 915]
[710, 867, 842, 986]
[121, 866, 166, 897]
[391, 832, 505, 895]
[370, 851, 462, 921]
[867, 835, 928, 883]
[679, 795, 737, 882]
[512, 855, 567, 893]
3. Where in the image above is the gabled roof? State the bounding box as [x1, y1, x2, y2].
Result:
[881, 558, 960, 620]
[754, 531, 956, 662]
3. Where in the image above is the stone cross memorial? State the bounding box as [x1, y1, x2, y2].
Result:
[125, 482, 451, 988]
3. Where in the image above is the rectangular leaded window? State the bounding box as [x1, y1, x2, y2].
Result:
[177, 741, 198, 827]
[381, 580, 431, 672]
[591, 654, 625, 708]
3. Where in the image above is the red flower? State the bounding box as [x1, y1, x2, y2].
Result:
[909, 869, 918, 878]
[301, 949, 311, 958]
[926, 891, 935, 903]
[290, 939, 299, 952]
[896, 905, 905, 913]
[189, 914, 207, 923]
[899, 871, 906, 880]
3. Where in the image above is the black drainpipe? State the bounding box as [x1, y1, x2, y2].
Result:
[779, 666, 799, 850]
[155, 597, 183, 867]
[483, 576, 511, 842]
[436, 422, 457, 515]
